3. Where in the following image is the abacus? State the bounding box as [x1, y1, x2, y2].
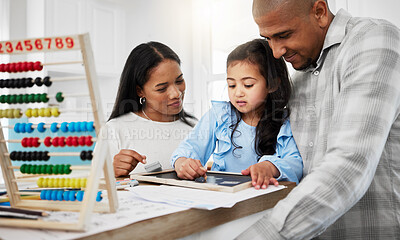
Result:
[0, 34, 118, 231]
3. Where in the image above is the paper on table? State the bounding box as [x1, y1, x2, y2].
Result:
[0, 191, 188, 240]
[129, 184, 286, 210]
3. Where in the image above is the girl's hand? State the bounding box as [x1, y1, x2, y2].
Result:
[174, 157, 207, 180]
[241, 161, 279, 190]
[113, 149, 147, 177]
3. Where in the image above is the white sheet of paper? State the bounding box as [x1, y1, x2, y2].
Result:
[0, 191, 188, 240]
[129, 184, 286, 210]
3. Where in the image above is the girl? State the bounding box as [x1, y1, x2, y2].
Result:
[171, 39, 302, 189]
[107, 41, 196, 177]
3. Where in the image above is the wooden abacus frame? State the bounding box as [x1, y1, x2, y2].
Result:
[0, 33, 118, 231]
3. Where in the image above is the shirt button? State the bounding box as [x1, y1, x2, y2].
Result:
[313, 70, 320, 76]
[309, 142, 314, 147]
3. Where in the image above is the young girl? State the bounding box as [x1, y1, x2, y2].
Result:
[107, 41, 196, 177]
[171, 39, 303, 189]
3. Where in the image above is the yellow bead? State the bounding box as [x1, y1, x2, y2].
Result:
[38, 108, 45, 117]
[0, 109, 3, 118]
[37, 177, 44, 188]
[49, 178, 55, 187]
[14, 108, 22, 118]
[42, 178, 48, 187]
[59, 178, 65, 187]
[80, 178, 87, 188]
[64, 178, 70, 187]
[25, 108, 32, 118]
[51, 107, 60, 117]
[7, 109, 13, 118]
[31, 108, 38, 117]
[44, 108, 51, 117]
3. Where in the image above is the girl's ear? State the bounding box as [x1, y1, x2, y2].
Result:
[136, 86, 144, 98]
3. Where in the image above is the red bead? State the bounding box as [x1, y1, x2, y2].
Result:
[0, 63, 4, 72]
[72, 136, 79, 147]
[26, 137, 33, 147]
[21, 62, 27, 71]
[44, 136, 52, 147]
[78, 136, 86, 146]
[58, 136, 66, 147]
[52, 137, 59, 147]
[15, 62, 21, 72]
[34, 61, 43, 71]
[32, 137, 40, 147]
[9, 63, 15, 73]
[85, 136, 93, 147]
[21, 137, 28, 148]
[27, 62, 34, 71]
[3, 63, 9, 72]
[66, 136, 73, 146]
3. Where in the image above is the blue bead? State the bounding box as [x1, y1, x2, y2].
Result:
[14, 123, 20, 133]
[63, 191, 69, 201]
[37, 122, 46, 133]
[19, 123, 26, 133]
[68, 191, 76, 201]
[45, 190, 52, 200]
[75, 122, 81, 132]
[50, 122, 59, 133]
[26, 123, 34, 133]
[96, 191, 102, 202]
[60, 122, 68, 133]
[51, 190, 57, 201]
[80, 122, 87, 131]
[87, 121, 94, 132]
[40, 190, 47, 200]
[68, 122, 75, 132]
[76, 191, 84, 201]
[57, 191, 64, 201]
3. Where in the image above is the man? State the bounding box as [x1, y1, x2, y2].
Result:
[237, 0, 400, 239]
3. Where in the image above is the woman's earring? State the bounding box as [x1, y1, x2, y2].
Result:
[139, 97, 146, 105]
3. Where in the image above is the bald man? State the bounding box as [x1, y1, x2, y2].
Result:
[237, 0, 400, 239]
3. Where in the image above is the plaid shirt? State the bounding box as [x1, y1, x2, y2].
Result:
[237, 9, 400, 240]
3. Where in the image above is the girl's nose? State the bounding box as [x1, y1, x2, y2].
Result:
[169, 85, 182, 99]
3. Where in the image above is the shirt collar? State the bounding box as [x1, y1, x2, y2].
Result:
[303, 9, 352, 72]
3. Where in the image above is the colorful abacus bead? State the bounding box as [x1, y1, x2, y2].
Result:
[60, 122, 68, 132]
[25, 123, 34, 133]
[39, 190, 102, 202]
[51, 107, 60, 117]
[68, 122, 75, 132]
[56, 92, 64, 102]
[14, 123, 20, 133]
[44, 137, 52, 147]
[85, 136, 93, 146]
[44, 108, 51, 117]
[43, 76, 52, 87]
[37, 122, 46, 132]
[58, 136, 66, 147]
[50, 122, 59, 132]
[87, 121, 94, 131]
[31, 108, 39, 117]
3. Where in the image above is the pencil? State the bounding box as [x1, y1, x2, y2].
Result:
[0, 214, 39, 220]
[0, 206, 48, 217]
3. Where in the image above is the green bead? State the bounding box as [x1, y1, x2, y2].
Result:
[54, 165, 60, 174]
[34, 94, 41, 103]
[41, 93, 49, 103]
[64, 164, 71, 174]
[46, 165, 52, 174]
[28, 94, 35, 103]
[20, 164, 26, 173]
[29, 165, 35, 174]
[39, 165, 45, 174]
[16, 95, 22, 103]
[21, 94, 28, 103]
[0, 95, 4, 103]
[9, 95, 16, 104]
[3, 95, 9, 104]
[56, 92, 64, 102]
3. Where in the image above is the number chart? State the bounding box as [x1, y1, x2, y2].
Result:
[0, 34, 118, 231]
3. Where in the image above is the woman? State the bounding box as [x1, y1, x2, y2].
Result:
[107, 42, 196, 177]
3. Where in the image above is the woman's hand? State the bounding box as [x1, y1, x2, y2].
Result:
[113, 149, 147, 177]
[241, 161, 279, 189]
[174, 157, 207, 180]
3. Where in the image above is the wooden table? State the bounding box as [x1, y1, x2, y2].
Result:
[79, 181, 295, 240]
